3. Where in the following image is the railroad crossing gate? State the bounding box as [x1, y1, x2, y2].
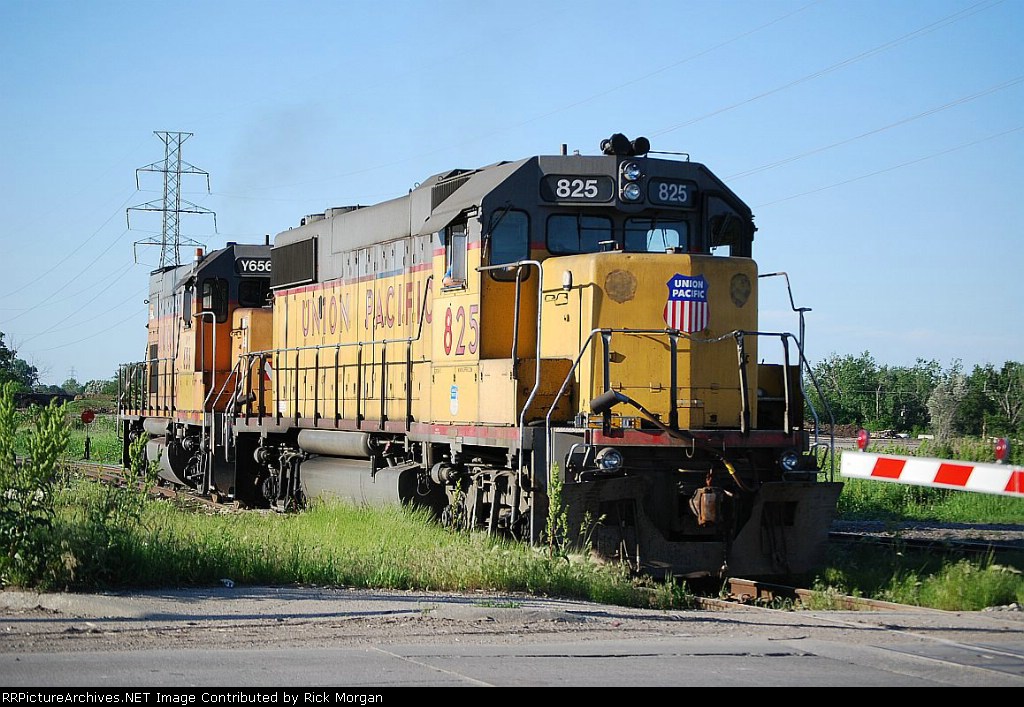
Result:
[841, 452, 1024, 498]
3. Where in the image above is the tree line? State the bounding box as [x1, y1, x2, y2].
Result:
[0, 333, 116, 398]
[805, 352, 1023, 439]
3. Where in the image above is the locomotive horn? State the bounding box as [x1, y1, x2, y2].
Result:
[600, 133, 632, 156]
[631, 136, 651, 155]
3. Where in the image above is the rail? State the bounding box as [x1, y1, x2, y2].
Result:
[758, 271, 836, 476]
[233, 276, 434, 430]
[541, 325, 836, 538]
[475, 260, 543, 534]
[118, 356, 177, 418]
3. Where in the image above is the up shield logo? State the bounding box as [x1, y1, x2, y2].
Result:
[664, 274, 709, 333]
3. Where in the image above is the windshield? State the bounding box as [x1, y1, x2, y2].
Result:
[625, 218, 688, 252]
[546, 213, 692, 254]
[547, 214, 613, 254]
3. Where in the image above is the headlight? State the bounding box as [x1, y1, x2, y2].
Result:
[620, 161, 642, 181]
[595, 447, 624, 471]
[778, 449, 801, 471]
[621, 182, 642, 201]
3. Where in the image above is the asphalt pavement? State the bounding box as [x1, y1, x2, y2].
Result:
[1, 586, 1022, 687]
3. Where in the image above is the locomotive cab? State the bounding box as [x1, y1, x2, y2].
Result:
[118, 242, 273, 498]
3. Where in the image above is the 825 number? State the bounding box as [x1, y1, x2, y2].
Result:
[540, 175, 613, 202]
[648, 178, 697, 207]
[443, 304, 479, 356]
[555, 178, 599, 199]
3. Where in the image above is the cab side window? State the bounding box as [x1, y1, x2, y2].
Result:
[201, 278, 229, 323]
[443, 220, 468, 288]
[488, 210, 529, 281]
[181, 288, 193, 327]
[706, 196, 753, 257]
[239, 278, 270, 307]
[148, 343, 159, 395]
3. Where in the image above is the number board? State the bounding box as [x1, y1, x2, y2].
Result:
[236, 257, 272, 275]
[648, 179, 698, 208]
[540, 175, 615, 203]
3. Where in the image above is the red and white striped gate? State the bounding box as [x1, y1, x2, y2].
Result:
[841, 452, 1024, 498]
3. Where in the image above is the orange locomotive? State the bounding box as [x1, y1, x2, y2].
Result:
[120, 134, 841, 580]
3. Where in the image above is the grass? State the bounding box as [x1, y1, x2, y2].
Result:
[475, 600, 524, 608]
[5, 401, 1022, 611]
[810, 539, 1024, 610]
[12, 410, 121, 466]
[43, 471, 1022, 612]
[39, 478, 691, 610]
[837, 476, 1024, 524]
[814, 447, 1024, 610]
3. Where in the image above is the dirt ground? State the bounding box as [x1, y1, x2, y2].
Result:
[1, 585, 1022, 656]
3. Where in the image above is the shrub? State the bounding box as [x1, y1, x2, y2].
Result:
[0, 381, 70, 585]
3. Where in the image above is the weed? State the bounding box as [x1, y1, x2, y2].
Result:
[545, 462, 569, 560]
[0, 382, 70, 586]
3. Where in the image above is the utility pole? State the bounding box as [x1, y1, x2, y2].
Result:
[127, 131, 217, 268]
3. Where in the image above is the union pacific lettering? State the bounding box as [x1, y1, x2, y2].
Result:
[670, 277, 707, 300]
[292, 275, 434, 339]
[301, 289, 353, 337]
[363, 279, 433, 332]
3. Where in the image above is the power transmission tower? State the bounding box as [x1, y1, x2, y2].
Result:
[127, 131, 217, 268]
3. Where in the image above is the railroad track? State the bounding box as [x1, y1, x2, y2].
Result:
[829, 530, 1024, 557]
[705, 577, 939, 611]
[710, 533, 1023, 611]
[67, 459, 238, 513]
[69, 458, 1023, 551]
[65, 457, 1021, 614]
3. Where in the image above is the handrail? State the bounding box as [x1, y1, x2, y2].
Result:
[214, 358, 245, 459]
[757, 272, 837, 477]
[543, 326, 837, 515]
[543, 327, 732, 459]
[198, 312, 219, 412]
[238, 275, 435, 425]
[118, 357, 176, 417]
[477, 260, 543, 534]
[542, 326, 722, 543]
[758, 272, 809, 351]
[196, 311, 218, 494]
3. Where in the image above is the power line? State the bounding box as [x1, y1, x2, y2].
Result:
[650, 0, 1005, 138]
[726, 76, 1024, 181]
[0, 134, 151, 255]
[20, 284, 148, 344]
[35, 307, 146, 353]
[15, 262, 135, 310]
[230, 2, 822, 193]
[0, 188, 137, 300]
[0, 229, 135, 326]
[753, 125, 1023, 208]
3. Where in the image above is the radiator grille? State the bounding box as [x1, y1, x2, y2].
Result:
[271, 238, 317, 288]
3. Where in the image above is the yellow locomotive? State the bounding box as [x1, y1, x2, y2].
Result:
[120, 134, 841, 580]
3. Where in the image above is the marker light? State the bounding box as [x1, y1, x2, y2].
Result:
[856, 429, 870, 452]
[621, 161, 642, 181]
[621, 182, 642, 201]
[995, 437, 1010, 464]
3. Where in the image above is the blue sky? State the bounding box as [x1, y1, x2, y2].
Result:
[0, 0, 1021, 386]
